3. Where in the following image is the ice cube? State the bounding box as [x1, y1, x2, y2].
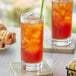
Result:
[25, 44, 40, 54]
[26, 12, 40, 20]
[24, 37, 30, 43]
[31, 39, 40, 44]
[32, 31, 40, 38]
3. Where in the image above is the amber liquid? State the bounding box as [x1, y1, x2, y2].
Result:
[52, 1, 73, 39]
[21, 21, 43, 63]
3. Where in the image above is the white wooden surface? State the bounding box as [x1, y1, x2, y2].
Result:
[0, 27, 76, 76]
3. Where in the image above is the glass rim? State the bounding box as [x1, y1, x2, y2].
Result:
[52, 0, 73, 2]
[21, 12, 44, 23]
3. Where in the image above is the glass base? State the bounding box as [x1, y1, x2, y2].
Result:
[21, 60, 42, 72]
[52, 37, 72, 46]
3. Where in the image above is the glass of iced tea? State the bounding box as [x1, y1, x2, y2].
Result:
[21, 12, 43, 71]
[52, 0, 73, 46]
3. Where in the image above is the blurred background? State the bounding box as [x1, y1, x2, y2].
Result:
[0, 0, 76, 32]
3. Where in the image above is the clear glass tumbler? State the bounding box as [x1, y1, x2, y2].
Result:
[21, 12, 44, 71]
[52, 0, 73, 46]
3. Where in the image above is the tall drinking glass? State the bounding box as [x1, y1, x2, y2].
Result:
[21, 12, 43, 71]
[52, 0, 73, 46]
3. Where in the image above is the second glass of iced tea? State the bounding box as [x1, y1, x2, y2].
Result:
[21, 12, 43, 71]
[52, 0, 73, 46]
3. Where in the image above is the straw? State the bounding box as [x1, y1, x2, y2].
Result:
[40, 0, 44, 19]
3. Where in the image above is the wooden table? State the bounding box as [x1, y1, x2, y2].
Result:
[0, 27, 76, 76]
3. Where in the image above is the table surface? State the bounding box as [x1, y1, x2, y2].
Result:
[0, 27, 76, 76]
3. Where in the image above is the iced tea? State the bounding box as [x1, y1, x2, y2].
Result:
[52, 0, 73, 46]
[21, 12, 43, 71]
